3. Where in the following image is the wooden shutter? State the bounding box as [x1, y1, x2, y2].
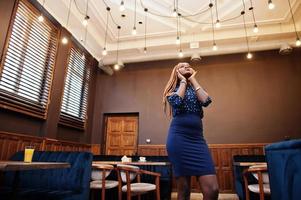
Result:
[59, 45, 91, 130]
[0, 0, 58, 119]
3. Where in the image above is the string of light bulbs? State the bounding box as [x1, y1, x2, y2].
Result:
[39, 0, 299, 64]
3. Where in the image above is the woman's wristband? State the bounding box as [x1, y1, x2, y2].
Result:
[180, 80, 187, 85]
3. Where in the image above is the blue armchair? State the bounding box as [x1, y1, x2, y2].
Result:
[265, 139, 301, 200]
[2, 151, 93, 200]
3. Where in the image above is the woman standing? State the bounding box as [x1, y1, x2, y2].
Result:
[163, 62, 219, 200]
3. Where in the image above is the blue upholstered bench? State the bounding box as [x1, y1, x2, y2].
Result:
[1, 151, 93, 200]
[265, 139, 301, 200]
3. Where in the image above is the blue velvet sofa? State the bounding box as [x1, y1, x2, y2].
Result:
[265, 139, 301, 200]
[1, 151, 93, 200]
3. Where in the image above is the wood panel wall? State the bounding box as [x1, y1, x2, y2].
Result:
[138, 143, 267, 193]
[0, 131, 91, 160]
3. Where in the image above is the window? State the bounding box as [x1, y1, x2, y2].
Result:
[0, 0, 58, 118]
[59, 45, 91, 130]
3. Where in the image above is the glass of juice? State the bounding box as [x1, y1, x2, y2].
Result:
[24, 146, 35, 163]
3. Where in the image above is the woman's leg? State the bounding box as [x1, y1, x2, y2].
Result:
[197, 175, 219, 200]
[176, 176, 191, 200]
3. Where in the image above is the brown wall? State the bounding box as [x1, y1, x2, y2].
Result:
[0, 0, 97, 143]
[92, 50, 301, 145]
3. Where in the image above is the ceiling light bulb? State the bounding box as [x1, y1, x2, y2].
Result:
[102, 48, 107, 56]
[296, 38, 301, 47]
[215, 20, 221, 28]
[38, 15, 44, 22]
[212, 43, 218, 51]
[82, 16, 89, 27]
[172, 9, 177, 17]
[176, 36, 180, 45]
[114, 64, 120, 70]
[82, 19, 88, 26]
[253, 24, 259, 33]
[120, 1, 125, 11]
[178, 50, 183, 58]
[268, 0, 275, 10]
[143, 47, 147, 54]
[61, 37, 68, 44]
[132, 27, 137, 35]
[247, 52, 253, 59]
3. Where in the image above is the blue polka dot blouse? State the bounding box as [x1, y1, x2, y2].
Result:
[167, 84, 212, 118]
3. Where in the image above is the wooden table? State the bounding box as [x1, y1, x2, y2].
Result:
[233, 162, 267, 167]
[93, 161, 170, 166]
[0, 161, 70, 171]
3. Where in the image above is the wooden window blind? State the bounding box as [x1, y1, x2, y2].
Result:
[59, 45, 91, 130]
[0, 0, 58, 119]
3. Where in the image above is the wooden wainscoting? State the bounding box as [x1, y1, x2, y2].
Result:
[0, 131, 91, 160]
[138, 143, 267, 193]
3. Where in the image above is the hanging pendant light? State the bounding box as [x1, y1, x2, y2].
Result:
[114, 26, 122, 71]
[82, 15, 89, 26]
[120, 0, 125, 11]
[215, 20, 221, 28]
[82, 0, 90, 27]
[253, 24, 259, 33]
[287, 0, 301, 47]
[144, 8, 148, 54]
[102, 7, 110, 56]
[38, 0, 45, 22]
[268, 0, 275, 10]
[214, 0, 221, 28]
[212, 43, 218, 51]
[209, 2, 218, 51]
[132, 0, 137, 35]
[241, 0, 253, 60]
[249, 1, 259, 33]
[61, 0, 72, 44]
[296, 38, 301, 47]
[178, 49, 183, 58]
[246, 52, 253, 59]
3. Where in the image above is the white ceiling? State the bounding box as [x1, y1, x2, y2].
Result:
[39, 0, 301, 65]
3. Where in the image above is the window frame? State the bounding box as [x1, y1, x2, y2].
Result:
[0, 0, 59, 119]
[58, 42, 92, 130]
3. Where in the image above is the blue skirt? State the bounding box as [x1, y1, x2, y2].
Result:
[166, 113, 216, 177]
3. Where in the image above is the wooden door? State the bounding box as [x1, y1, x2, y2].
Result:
[104, 115, 138, 155]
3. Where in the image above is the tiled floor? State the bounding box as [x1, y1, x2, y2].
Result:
[171, 193, 239, 200]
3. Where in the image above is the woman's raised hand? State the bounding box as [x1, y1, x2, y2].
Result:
[177, 70, 186, 81]
[188, 68, 197, 82]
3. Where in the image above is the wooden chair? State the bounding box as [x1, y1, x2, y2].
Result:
[243, 164, 270, 200]
[116, 164, 161, 200]
[90, 164, 119, 200]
